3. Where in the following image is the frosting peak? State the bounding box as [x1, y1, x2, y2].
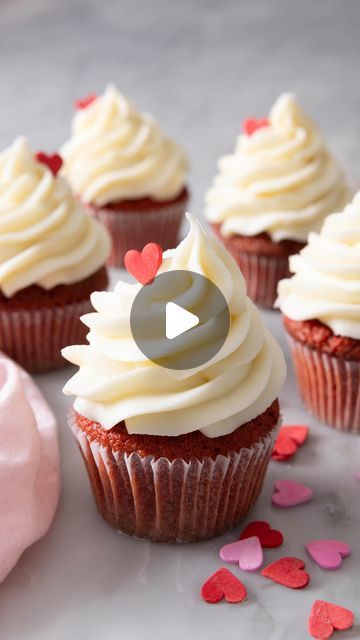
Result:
[277, 192, 360, 339]
[205, 93, 349, 243]
[0, 137, 110, 297]
[61, 84, 188, 206]
[63, 213, 286, 438]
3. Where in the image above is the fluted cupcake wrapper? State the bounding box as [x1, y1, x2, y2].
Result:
[90, 197, 188, 268]
[69, 411, 279, 543]
[0, 300, 92, 374]
[226, 248, 290, 309]
[287, 335, 360, 434]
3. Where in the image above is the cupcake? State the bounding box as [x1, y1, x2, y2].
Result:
[61, 84, 189, 267]
[277, 192, 360, 433]
[62, 213, 286, 543]
[205, 93, 349, 308]
[0, 137, 111, 373]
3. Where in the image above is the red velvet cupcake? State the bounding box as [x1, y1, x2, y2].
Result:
[206, 93, 349, 308]
[61, 84, 189, 266]
[0, 138, 111, 373]
[63, 214, 286, 542]
[277, 193, 360, 433]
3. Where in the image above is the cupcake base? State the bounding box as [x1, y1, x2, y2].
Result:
[0, 267, 108, 374]
[90, 188, 189, 267]
[285, 319, 360, 433]
[211, 224, 304, 309]
[69, 401, 280, 543]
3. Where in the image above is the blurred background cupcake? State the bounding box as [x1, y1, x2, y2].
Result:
[0, 137, 111, 373]
[61, 84, 189, 267]
[277, 192, 360, 433]
[205, 93, 349, 308]
[62, 214, 286, 543]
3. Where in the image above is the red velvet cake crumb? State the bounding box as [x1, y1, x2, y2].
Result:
[0, 267, 108, 309]
[74, 399, 280, 463]
[284, 316, 360, 361]
[102, 186, 189, 213]
[211, 224, 304, 258]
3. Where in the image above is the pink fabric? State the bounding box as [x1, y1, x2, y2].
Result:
[0, 354, 60, 583]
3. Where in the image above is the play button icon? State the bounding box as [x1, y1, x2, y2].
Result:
[130, 270, 230, 370]
[166, 302, 199, 340]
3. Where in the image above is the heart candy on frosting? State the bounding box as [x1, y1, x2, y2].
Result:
[75, 93, 97, 110]
[35, 152, 63, 177]
[124, 243, 163, 285]
[243, 117, 270, 136]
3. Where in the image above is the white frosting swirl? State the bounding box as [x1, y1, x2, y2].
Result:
[61, 84, 188, 206]
[0, 137, 111, 297]
[205, 93, 349, 243]
[277, 192, 360, 339]
[63, 214, 286, 437]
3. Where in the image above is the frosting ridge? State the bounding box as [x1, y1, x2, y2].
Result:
[0, 137, 110, 297]
[63, 213, 286, 437]
[205, 93, 349, 243]
[61, 84, 188, 205]
[277, 192, 360, 339]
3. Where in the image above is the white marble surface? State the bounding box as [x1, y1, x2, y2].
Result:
[1, 1, 360, 638]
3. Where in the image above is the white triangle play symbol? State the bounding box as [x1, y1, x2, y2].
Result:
[165, 302, 199, 340]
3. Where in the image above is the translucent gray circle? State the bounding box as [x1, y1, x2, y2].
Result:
[130, 270, 230, 370]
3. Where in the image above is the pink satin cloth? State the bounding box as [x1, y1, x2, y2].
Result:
[0, 355, 60, 583]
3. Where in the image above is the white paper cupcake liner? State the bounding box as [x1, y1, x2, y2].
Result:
[69, 411, 279, 543]
[0, 299, 92, 373]
[90, 197, 188, 267]
[228, 249, 290, 309]
[288, 335, 360, 433]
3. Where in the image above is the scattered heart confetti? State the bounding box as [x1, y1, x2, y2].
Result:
[243, 117, 269, 136]
[272, 479, 314, 508]
[240, 520, 283, 549]
[124, 243, 163, 285]
[75, 93, 97, 110]
[309, 600, 354, 639]
[272, 425, 309, 461]
[261, 557, 310, 589]
[306, 540, 351, 571]
[201, 568, 247, 604]
[220, 536, 263, 572]
[35, 152, 63, 176]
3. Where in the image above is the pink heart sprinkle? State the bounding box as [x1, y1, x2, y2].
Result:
[272, 479, 314, 508]
[306, 540, 351, 570]
[220, 536, 264, 572]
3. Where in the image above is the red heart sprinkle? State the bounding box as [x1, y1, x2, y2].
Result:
[243, 117, 269, 136]
[124, 243, 163, 285]
[283, 425, 309, 445]
[240, 521, 283, 549]
[35, 152, 63, 177]
[309, 600, 354, 639]
[75, 93, 97, 110]
[272, 425, 309, 461]
[201, 568, 247, 604]
[261, 557, 310, 589]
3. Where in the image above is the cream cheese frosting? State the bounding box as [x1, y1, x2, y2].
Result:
[0, 137, 111, 298]
[63, 213, 286, 438]
[277, 192, 360, 340]
[205, 93, 349, 243]
[61, 84, 188, 206]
